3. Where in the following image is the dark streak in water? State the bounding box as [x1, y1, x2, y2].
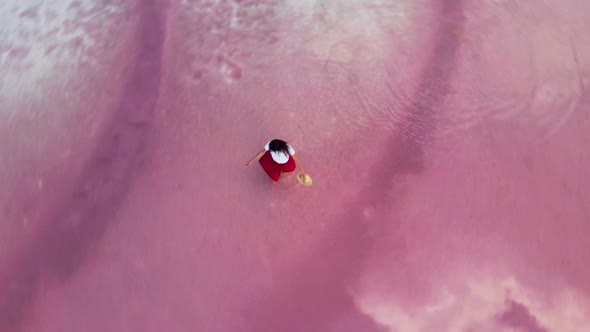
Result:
[0, 2, 167, 330]
[395, 2, 464, 174]
[496, 299, 548, 332]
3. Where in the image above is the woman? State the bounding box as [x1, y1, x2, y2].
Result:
[245, 139, 305, 183]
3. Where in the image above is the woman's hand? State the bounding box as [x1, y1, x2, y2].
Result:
[292, 155, 304, 173]
[246, 149, 266, 167]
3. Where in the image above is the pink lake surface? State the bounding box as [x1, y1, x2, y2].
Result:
[1, 0, 590, 331]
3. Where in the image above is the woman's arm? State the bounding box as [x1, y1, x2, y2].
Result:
[245, 149, 266, 166]
[292, 154, 305, 173]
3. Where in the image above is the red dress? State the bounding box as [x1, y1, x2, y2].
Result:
[259, 150, 296, 181]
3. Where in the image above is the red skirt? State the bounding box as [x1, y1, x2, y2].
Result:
[259, 151, 296, 181]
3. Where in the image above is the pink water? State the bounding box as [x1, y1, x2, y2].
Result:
[1, 1, 589, 331]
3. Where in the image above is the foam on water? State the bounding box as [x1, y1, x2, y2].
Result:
[0, 0, 123, 99]
[177, 0, 414, 85]
[285, 0, 411, 62]
[353, 275, 590, 332]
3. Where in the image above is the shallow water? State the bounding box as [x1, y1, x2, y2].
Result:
[1, 0, 589, 331]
